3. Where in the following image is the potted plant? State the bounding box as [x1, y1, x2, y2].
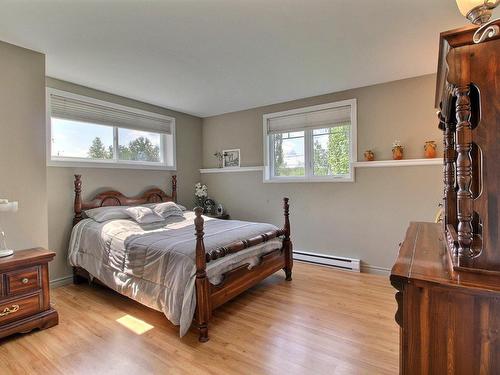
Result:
[194, 182, 208, 208]
[213, 152, 224, 168]
[364, 150, 375, 161]
[424, 140, 437, 158]
[392, 140, 404, 160]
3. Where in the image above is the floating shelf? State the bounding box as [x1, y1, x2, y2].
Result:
[200, 166, 264, 174]
[200, 159, 442, 173]
[353, 158, 443, 168]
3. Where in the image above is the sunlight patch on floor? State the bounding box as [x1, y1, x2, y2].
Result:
[116, 314, 154, 335]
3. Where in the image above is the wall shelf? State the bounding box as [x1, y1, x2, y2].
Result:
[200, 166, 264, 174]
[353, 158, 443, 168]
[200, 159, 442, 173]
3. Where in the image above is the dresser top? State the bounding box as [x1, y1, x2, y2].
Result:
[0, 248, 55, 270]
[391, 222, 500, 293]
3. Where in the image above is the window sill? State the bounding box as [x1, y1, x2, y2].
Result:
[47, 160, 176, 171]
[263, 176, 354, 183]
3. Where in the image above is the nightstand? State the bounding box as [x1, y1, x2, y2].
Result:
[206, 213, 230, 220]
[0, 248, 58, 339]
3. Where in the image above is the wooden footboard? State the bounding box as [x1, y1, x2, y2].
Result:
[193, 198, 292, 342]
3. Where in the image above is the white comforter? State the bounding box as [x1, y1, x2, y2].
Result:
[68, 211, 282, 336]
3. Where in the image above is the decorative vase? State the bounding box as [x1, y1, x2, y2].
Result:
[424, 141, 437, 159]
[392, 146, 404, 160]
[364, 150, 375, 161]
[204, 198, 216, 215]
[216, 204, 224, 215]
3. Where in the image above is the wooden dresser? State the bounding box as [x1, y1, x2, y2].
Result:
[391, 21, 500, 375]
[391, 223, 500, 374]
[0, 248, 58, 339]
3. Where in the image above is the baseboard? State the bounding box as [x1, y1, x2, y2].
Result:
[360, 264, 391, 275]
[50, 275, 73, 288]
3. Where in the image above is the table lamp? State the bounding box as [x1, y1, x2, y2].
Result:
[0, 200, 18, 257]
[456, 0, 500, 43]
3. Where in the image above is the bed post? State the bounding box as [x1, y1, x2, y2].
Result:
[72, 174, 87, 285]
[194, 207, 210, 342]
[282, 197, 293, 281]
[73, 174, 83, 226]
[171, 175, 177, 203]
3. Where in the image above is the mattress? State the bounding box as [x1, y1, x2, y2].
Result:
[68, 211, 282, 336]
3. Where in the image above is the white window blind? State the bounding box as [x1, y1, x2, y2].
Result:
[50, 94, 173, 134]
[266, 105, 351, 134]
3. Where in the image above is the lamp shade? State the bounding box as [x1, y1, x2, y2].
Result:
[456, 0, 499, 16]
[457, 0, 484, 16]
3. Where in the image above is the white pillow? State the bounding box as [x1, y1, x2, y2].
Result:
[146, 202, 187, 211]
[125, 206, 164, 224]
[85, 206, 129, 222]
[150, 202, 184, 218]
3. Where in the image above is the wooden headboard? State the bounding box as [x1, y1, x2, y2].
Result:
[73, 174, 177, 225]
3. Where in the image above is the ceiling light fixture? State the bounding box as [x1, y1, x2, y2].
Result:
[456, 0, 500, 42]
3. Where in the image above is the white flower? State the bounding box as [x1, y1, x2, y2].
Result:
[194, 182, 208, 198]
[392, 140, 403, 149]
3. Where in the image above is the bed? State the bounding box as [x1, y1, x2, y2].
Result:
[69, 175, 293, 342]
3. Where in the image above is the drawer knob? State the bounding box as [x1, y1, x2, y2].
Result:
[0, 304, 20, 317]
[21, 278, 29, 284]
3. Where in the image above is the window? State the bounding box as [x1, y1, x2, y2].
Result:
[47, 89, 176, 170]
[263, 99, 356, 182]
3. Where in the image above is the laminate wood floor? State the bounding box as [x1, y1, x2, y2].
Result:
[0, 262, 398, 375]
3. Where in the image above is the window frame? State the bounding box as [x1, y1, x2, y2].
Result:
[46, 88, 176, 170]
[263, 99, 357, 183]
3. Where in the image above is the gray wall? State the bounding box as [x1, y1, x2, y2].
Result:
[0, 40, 441, 279]
[201, 74, 443, 272]
[46, 78, 203, 281]
[0, 41, 48, 251]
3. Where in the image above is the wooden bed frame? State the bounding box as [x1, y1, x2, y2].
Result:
[71, 174, 293, 342]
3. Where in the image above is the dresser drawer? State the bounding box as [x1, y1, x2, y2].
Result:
[6, 267, 40, 296]
[0, 292, 42, 325]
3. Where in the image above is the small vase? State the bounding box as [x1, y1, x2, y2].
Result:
[424, 141, 437, 159]
[364, 150, 375, 161]
[217, 204, 224, 215]
[392, 146, 404, 160]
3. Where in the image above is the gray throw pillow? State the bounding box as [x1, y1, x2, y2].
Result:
[125, 206, 164, 224]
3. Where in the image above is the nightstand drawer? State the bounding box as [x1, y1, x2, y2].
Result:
[6, 267, 40, 295]
[0, 292, 42, 325]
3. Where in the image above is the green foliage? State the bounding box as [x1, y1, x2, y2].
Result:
[272, 124, 350, 178]
[273, 134, 285, 176]
[121, 136, 160, 162]
[88, 137, 112, 159]
[88, 136, 160, 162]
[313, 139, 329, 176]
[273, 133, 305, 176]
[276, 167, 305, 176]
[327, 125, 350, 175]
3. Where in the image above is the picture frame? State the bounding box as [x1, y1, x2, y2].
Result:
[222, 149, 240, 168]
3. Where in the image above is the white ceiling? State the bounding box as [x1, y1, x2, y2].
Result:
[0, 1, 469, 117]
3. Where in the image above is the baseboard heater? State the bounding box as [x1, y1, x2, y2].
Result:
[293, 250, 360, 272]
